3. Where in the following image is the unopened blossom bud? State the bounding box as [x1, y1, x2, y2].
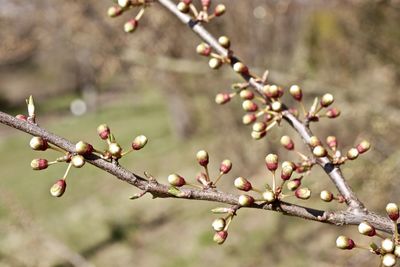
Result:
[50, 179, 66, 197]
[251, 131, 266, 140]
[394, 246, 400, 257]
[108, 6, 123, 17]
[309, 136, 321, 147]
[382, 238, 395, 253]
[196, 43, 212, 56]
[265, 85, 281, 98]
[132, 135, 148, 150]
[287, 178, 301, 191]
[31, 159, 48, 170]
[295, 187, 311, 200]
[238, 195, 254, 206]
[219, 159, 232, 174]
[209, 57, 222, 69]
[346, 148, 359, 160]
[233, 62, 249, 74]
[118, 0, 131, 7]
[320, 190, 333, 202]
[97, 124, 110, 140]
[262, 190, 276, 203]
[282, 161, 295, 170]
[326, 108, 340, 118]
[313, 145, 327, 157]
[75, 141, 93, 155]
[336, 236, 355, 250]
[281, 166, 293, 181]
[386, 203, 399, 221]
[326, 136, 337, 151]
[108, 142, 122, 158]
[213, 230, 228, 245]
[280, 135, 294, 150]
[289, 85, 302, 101]
[215, 93, 231, 105]
[214, 4, 226, 16]
[168, 174, 186, 187]
[242, 100, 258, 112]
[196, 150, 209, 167]
[177, 2, 190, 13]
[201, 0, 211, 8]
[356, 140, 371, 154]
[16, 114, 28, 121]
[382, 254, 396, 267]
[218, 36, 230, 49]
[252, 122, 266, 132]
[265, 153, 278, 171]
[71, 155, 85, 168]
[212, 218, 226, 232]
[239, 89, 254, 100]
[358, 221, 376, 236]
[30, 137, 48, 151]
[124, 19, 138, 33]
[242, 114, 256, 125]
[320, 93, 334, 107]
[271, 101, 282, 112]
[234, 177, 252, 191]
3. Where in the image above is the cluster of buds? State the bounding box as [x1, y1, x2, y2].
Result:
[279, 135, 315, 173]
[336, 203, 400, 267]
[167, 150, 232, 195]
[288, 86, 340, 121]
[107, 0, 153, 33]
[210, 207, 237, 245]
[177, 0, 226, 23]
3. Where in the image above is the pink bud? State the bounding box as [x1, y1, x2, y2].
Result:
[97, 124, 110, 140]
[265, 154, 278, 171]
[219, 159, 232, 174]
[215, 93, 231, 105]
[31, 159, 48, 170]
[50, 179, 66, 197]
[213, 230, 228, 245]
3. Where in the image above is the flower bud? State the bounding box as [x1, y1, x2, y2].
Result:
[326, 108, 340, 118]
[320, 93, 334, 107]
[382, 238, 395, 253]
[313, 145, 327, 157]
[132, 135, 148, 150]
[382, 254, 396, 267]
[213, 230, 228, 245]
[251, 131, 266, 140]
[177, 2, 190, 13]
[280, 135, 294, 150]
[16, 114, 28, 121]
[281, 166, 293, 181]
[233, 62, 249, 74]
[212, 218, 226, 232]
[215, 93, 231, 105]
[252, 122, 266, 132]
[201, 0, 211, 8]
[239, 89, 254, 100]
[326, 136, 337, 151]
[71, 155, 85, 168]
[346, 148, 359, 160]
[50, 179, 66, 197]
[264, 85, 282, 98]
[31, 159, 48, 170]
[124, 19, 138, 33]
[219, 159, 232, 174]
[358, 221, 376, 236]
[262, 190, 276, 203]
[218, 36, 230, 49]
[287, 178, 301, 191]
[320, 190, 333, 202]
[238, 195, 254, 206]
[234, 177, 252, 191]
[309, 136, 321, 147]
[108, 6, 123, 17]
[265, 153, 278, 171]
[394, 246, 400, 257]
[108, 142, 122, 158]
[289, 85, 302, 101]
[271, 101, 282, 112]
[168, 174, 186, 187]
[196, 43, 212, 56]
[356, 140, 371, 154]
[30, 137, 49, 151]
[295, 187, 311, 200]
[118, 0, 131, 7]
[209, 57, 222, 69]
[196, 150, 209, 167]
[336, 236, 355, 250]
[75, 141, 93, 155]
[386, 203, 399, 221]
[242, 114, 256, 125]
[97, 124, 110, 140]
[214, 4, 226, 16]
[242, 100, 258, 112]
[282, 161, 295, 170]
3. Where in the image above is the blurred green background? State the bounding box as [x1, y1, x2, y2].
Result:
[0, 0, 400, 266]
